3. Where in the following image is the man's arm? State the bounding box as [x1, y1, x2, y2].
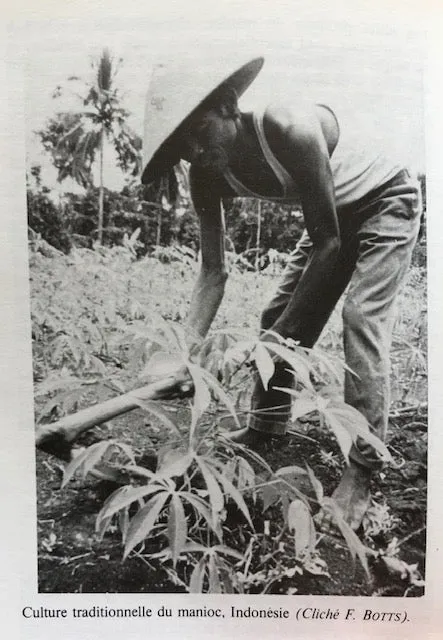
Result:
[185, 166, 228, 347]
[263, 104, 341, 340]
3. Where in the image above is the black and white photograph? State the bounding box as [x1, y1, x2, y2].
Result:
[2, 0, 442, 637]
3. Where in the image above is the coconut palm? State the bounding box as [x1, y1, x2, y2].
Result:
[39, 48, 141, 244]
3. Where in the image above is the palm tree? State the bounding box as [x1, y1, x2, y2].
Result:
[39, 48, 141, 244]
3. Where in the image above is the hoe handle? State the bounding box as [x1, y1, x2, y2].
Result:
[35, 376, 194, 460]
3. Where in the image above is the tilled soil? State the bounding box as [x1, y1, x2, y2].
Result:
[36, 402, 426, 596]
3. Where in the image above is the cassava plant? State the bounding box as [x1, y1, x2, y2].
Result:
[60, 319, 392, 592]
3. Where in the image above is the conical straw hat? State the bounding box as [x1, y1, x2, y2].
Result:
[141, 56, 264, 184]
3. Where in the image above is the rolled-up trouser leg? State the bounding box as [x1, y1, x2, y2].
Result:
[343, 171, 421, 468]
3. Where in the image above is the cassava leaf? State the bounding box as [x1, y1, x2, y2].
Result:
[287, 499, 315, 558]
[118, 507, 130, 544]
[310, 347, 346, 382]
[189, 557, 206, 593]
[322, 400, 391, 462]
[209, 464, 253, 528]
[254, 342, 275, 390]
[194, 456, 225, 525]
[187, 364, 211, 420]
[322, 497, 370, 578]
[141, 350, 184, 379]
[262, 341, 314, 389]
[124, 491, 169, 558]
[200, 368, 241, 428]
[259, 483, 281, 512]
[212, 545, 244, 561]
[182, 493, 222, 540]
[321, 410, 353, 463]
[236, 457, 256, 492]
[62, 441, 111, 487]
[119, 464, 157, 480]
[80, 441, 117, 478]
[167, 320, 190, 355]
[98, 484, 164, 521]
[168, 494, 188, 568]
[96, 485, 129, 534]
[95, 514, 113, 541]
[276, 465, 308, 478]
[305, 464, 324, 504]
[110, 441, 136, 464]
[208, 553, 222, 593]
[290, 395, 319, 421]
[157, 449, 193, 479]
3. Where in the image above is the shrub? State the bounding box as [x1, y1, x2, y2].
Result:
[27, 167, 72, 254]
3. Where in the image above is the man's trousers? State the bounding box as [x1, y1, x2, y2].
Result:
[249, 169, 422, 469]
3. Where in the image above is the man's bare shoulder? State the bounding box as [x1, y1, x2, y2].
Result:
[262, 101, 327, 163]
[263, 101, 321, 141]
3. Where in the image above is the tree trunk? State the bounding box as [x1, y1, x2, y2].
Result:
[255, 199, 261, 271]
[156, 209, 162, 246]
[97, 128, 105, 244]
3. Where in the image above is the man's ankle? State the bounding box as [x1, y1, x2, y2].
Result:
[248, 420, 287, 437]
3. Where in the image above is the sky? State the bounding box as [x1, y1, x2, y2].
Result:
[19, 2, 426, 193]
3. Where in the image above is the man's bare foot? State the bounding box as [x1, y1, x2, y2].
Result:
[314, 462, 372, 532]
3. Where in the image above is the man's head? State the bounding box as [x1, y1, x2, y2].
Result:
[141, 57, 264, 184]
[176, 84, 241, 172]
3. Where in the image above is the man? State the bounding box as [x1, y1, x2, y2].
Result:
[141, 56, 421, 530]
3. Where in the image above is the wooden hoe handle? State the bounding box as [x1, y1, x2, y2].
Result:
[35, 376, 194, 461]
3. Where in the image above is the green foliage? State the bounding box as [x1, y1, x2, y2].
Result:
[37, 48, 142, 244]
[27, 166, 72, 254]
[32, 243, 426, 593]
[57, 314, 383, 591]
[38, 112, 97, 188]
[224, 197, 304, 257]
[26, 167, 198, 253]
[39, 49, 141, 188]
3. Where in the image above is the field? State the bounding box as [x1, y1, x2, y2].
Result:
[31, 240, 427, 596]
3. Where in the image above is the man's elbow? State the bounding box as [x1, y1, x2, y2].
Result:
[312, 236, 341, 264]
[316, 233, 340, 255]
[326, 236, 341, 256]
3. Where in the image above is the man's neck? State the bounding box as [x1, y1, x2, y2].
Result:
[225, 111, 286, 198]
